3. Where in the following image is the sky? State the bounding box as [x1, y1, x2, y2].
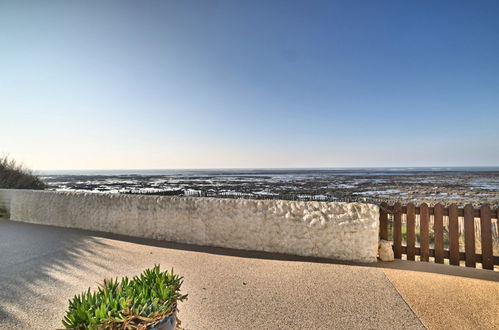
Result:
[1, 0, 498, 170]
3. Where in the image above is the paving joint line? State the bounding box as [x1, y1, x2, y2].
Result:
[380, 268, 427, 329]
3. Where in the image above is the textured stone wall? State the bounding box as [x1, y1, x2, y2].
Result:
[0, 189, 379, 262]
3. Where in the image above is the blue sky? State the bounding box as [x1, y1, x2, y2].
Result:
[1, 0, 498, 169]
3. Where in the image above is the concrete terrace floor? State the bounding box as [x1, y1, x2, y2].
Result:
[0, 220, 498, 329]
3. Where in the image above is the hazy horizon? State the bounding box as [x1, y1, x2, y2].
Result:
[2, 1, 499, 170]
[39, 166, 499, 176]
[29, 163, 499, 172]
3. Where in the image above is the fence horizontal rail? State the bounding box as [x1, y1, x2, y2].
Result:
[399, 246, 499, 265]
[381, 204, 498, 219]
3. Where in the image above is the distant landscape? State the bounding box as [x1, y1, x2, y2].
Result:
[41, 167, 499, 207]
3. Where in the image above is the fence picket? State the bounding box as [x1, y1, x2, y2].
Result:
[464, 204, 476, 268]
[393, 203, 402, 259]
[448, 204, 460, 266]
[420, 203, 430, 262]
[434, 203, 444, 263]
[379, 203, 497, 269]
[480, 205, 493, 270]
[406, 203, 416, 261]
[379, 202, 388, 240]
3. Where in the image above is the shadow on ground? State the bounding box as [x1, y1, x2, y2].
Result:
[0, 219, 114, 328]
[67, 222, 499, 282]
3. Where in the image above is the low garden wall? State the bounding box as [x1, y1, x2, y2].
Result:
[0, 189, 379, 262]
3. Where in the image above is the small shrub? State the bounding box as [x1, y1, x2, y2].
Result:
[62, 265, 188, 329]
[0, 156, 46, 189]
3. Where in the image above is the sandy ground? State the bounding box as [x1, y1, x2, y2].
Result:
[0, 220, 497, 329]
[379, 261, 499, 330]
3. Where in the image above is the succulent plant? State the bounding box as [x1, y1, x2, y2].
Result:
[62, 265, 187, 329]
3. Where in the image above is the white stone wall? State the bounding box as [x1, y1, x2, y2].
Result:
[0, 189, 379, 262]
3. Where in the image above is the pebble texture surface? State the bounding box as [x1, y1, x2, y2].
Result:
[0, 189, 379, 262]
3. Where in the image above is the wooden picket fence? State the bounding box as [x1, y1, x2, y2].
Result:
[379, 203, 499, 270]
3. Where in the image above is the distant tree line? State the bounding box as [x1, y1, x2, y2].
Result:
[0, 156, 46, 189]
